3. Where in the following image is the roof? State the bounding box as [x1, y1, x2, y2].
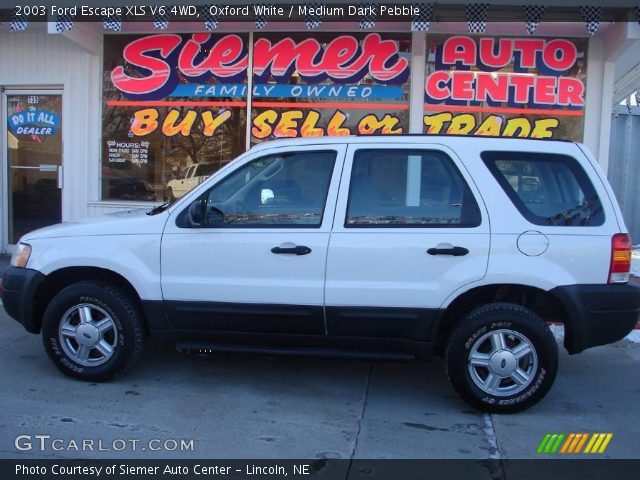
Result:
[250, 135, 576, 152]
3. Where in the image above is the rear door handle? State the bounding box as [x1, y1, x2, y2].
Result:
[427, 246, 469, 256]
[271, 245, 312, 256]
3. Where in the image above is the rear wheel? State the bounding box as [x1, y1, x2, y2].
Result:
[445, 303, 558, 413]
[42, 281, 144, 381]
[166, 187, 176, 202]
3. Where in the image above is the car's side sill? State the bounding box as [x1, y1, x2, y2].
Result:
[176, 341, 415, 361]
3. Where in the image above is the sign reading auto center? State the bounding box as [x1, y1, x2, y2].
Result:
[424, 35, 587, 141]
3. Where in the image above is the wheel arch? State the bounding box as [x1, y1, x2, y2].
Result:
[434, 283, 572, 353]
[32, 267, 149, 335]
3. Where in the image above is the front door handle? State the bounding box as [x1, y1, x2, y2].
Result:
[427, 246, 469, 256]
[271, 245, 312, 256]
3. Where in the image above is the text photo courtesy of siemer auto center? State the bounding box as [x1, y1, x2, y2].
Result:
[1, 0, 640, 478]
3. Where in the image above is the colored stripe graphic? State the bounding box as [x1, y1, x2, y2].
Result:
[539, 433, 613, 454]
[560, 433, 589, 453]
[584, 433, 613, 454]
[537, 433, 565, 453]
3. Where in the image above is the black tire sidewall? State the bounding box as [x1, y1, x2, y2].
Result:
[42, 282, 142, 381]
[446, 304, 558, 413]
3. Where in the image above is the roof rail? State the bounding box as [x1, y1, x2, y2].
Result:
[353, 133, 574, 142]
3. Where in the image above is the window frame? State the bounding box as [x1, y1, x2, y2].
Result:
[344, 148, 482, 229]
[177, 149, 339, 230]
[481, 151, 605, 227]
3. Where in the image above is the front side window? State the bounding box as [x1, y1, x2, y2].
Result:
[179, 151, 336, 228]
[482, 152, 604, 226]
[346, 150, 481, 227]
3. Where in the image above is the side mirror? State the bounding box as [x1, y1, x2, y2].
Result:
[261, 188, 274, 205]
[204, 205, 225, 225]
[187, 200, 204, 226]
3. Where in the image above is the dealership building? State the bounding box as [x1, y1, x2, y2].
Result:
[1, 0, 639, 252]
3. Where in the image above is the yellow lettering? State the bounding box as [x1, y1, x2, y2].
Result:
[251, 110, 278, 139]
[423, 113, 452, 134]
[475, 115, 503, 136]
[531, 118, 559, 139]
[202, 110, 232, 137]
[446, 114, 476, 135]
[130, 108, 158, 136]
[162, 109, 197, 136]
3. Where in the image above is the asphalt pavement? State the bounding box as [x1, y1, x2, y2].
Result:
[0, 304, 638, 461]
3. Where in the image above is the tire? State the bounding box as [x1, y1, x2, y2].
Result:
[166, 187, 176, 202]
[445, 302, 558, 413]
[42, 281, 144, 381]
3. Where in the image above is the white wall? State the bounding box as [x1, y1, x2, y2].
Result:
[0, 30, 102, 222]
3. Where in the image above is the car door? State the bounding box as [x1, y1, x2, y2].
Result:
[161, 144, 346, 335]
[325, 143, 490, 341]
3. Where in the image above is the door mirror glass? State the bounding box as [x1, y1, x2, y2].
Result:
[187, 200, 204, 227]
[204, 205, 225, 225]
[261, 188, 275, 205]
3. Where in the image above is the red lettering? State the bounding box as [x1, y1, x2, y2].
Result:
[479, 38, 512, 68]
[543, 40, 576, 71]
[476, 74, 509, 103]
[111, 34, 182, 96]
[557, 77, 585, 106]
[178, 34, 247, 79]
[533, 76, 557, 104]
[510, 75, 535, 103]
[361, 34, 409, 82]
[254, 37, 323, 80]
[425, 71, 451, 101]
[513, 39, 545, 69]
[253, 33, 407, 84]
[318, 36, 360, 78]
[450, 72, 475, 101]
[442, 36, 476, 66]
[113, 33, 409, 99]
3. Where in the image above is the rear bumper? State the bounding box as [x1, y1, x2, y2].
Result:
[551, 283, 640, 354]
[1, 267, 45, 333]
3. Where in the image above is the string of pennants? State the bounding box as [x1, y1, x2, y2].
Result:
[6, 4, 640, 36]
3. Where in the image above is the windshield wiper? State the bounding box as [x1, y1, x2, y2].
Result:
[146, 201, 174, 216]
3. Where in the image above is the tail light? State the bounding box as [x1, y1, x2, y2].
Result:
[609, 233, 632, 284]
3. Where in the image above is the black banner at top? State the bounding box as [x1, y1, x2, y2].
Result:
[0, 1, 636, 24]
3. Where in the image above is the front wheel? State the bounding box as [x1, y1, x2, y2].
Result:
[445, 303, 558, 413]
[42, 281, 144, 381]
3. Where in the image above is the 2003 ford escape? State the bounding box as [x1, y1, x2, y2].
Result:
[3, 136, 639, 412]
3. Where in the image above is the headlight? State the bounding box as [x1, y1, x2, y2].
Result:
[11, 243, 32, 268]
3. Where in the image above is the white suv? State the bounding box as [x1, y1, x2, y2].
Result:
[3, 136, 639, 413]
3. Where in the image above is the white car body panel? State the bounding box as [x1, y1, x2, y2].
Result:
[160, 144, 347, 306]
[326, 142, 491, 310]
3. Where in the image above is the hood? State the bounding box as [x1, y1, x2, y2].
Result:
[21, 208, 168, 241]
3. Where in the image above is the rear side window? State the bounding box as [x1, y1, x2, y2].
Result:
[482, 152, 604, 226]
[346, 149, 481, 227]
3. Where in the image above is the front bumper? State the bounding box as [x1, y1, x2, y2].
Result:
[2, 267, 45, 333]
[551, 283, 640, 354]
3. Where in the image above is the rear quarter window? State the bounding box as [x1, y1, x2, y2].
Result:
[481, 151, 604, 227]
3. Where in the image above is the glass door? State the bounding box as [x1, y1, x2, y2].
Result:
[3, 92, 62, 249]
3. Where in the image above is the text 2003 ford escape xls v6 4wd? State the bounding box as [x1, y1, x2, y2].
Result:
[3, 136, 639, 413]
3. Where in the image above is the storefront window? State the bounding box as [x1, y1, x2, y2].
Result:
[102, 34, 248, 201]
[102, 32, 411, 202]
[250, 33, 411, 144]
[423, 35, 587, 141]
